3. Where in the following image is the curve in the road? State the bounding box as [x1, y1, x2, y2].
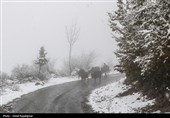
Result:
[12, 73, 125, 113]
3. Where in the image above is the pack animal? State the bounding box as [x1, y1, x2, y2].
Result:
[77, 69, 89, 82]
[90, 67, 102, 83]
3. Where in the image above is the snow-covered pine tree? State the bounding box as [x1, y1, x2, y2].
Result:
[108, 0, 142, 83]
[35, 46, 48, 80]
[109, 0, 170, 99]
[130, 0, 170, 93]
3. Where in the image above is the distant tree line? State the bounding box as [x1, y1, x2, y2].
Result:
[109, 0, 170, 102]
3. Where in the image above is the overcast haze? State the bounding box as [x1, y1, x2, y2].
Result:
[1, 1, 118, 74]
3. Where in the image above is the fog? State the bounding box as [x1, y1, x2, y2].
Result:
[1, 1, 118, 74]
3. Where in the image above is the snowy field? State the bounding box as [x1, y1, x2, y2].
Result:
[88, 77, 155, 113]
[0, 77, 80, 106]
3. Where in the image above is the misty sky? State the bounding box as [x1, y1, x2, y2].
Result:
[1, 1, 118, 74]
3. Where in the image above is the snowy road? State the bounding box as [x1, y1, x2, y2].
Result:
[12, 73, 124, 113]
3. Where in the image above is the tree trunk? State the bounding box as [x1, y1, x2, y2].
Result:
[38, 65, 42, 79]
[69, 45, 72, 76]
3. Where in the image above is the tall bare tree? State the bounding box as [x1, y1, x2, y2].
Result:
[65, 22, 80, 75]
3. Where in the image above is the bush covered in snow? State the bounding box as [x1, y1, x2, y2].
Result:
[11, 64, 38, 83]
[10, 60, 57, 83]
[11, 64, 33, 81]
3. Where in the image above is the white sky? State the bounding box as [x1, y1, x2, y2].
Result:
[1, 1, 118, 74]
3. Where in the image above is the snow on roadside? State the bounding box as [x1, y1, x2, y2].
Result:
[108, 70, 120, 75]
[0, 77, 80, 106]
[88, 77, 155, 113]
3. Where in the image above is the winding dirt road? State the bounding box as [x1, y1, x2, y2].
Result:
[12, 73, 124, 113]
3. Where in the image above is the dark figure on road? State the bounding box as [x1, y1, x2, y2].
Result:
[77, 69, 89, 83]
[101, 63, 110, 79]
[90, 67, 102, 84]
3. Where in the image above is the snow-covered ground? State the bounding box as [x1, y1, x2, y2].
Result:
[0, 77, 80, 106]
[108, 70, 120, 75]
[88, 77, 155, 113]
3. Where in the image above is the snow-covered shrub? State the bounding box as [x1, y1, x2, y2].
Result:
[11, 63, 52, 82]
[11, 64, 32, 81]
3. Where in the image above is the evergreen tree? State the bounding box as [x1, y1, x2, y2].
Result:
[130, 0, 170, 91]
[108, 0, 142, 82]
[35, 46, 48, 80]
[109, 0, 170, 99]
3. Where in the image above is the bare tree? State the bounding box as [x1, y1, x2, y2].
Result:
[65, 22, 80, 75]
